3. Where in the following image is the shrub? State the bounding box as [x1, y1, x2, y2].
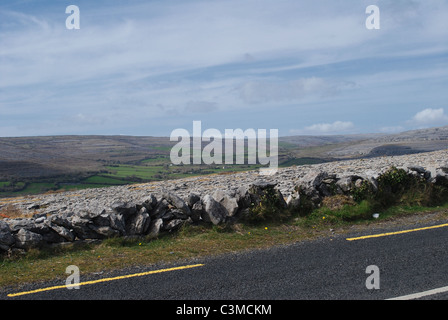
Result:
[242, 185, 289, 223]
[299, 200, 374, 227]
[368, 166, 448, 209]
[378, 166, 409, 192]
[295, 192, 315, 217]
[350, 179, 374, 203]
[322, 195, 357, 211]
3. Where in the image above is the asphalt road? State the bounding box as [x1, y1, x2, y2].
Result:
[3, 220, 448, 302]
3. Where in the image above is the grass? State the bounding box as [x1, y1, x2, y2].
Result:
[2, 165, 448, 289]
[105, 165, 164, 179]
[82, 175, 129, 185]
[140, 156, 170, 164]
[105, 163, 260, 180]
[298, 200, 374, 228]
[0, 162, 260, 198]
[0, 222, 312, 288]
[297, 200, 448, 228]
[13, 183, 57, 195]
[1, 200, 448, 289]
[0, 153, 319, 199]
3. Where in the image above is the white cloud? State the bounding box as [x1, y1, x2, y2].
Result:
[0, 0, 447, 136]
[410, 108, 448, 126]
[377, 108, 448, 134]
[290, 121, 355, 135]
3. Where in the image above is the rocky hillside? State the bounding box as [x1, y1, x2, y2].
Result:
[1, 126, 448, 180]
[1, 148, 448, 252]
[321, 126, 448, 158]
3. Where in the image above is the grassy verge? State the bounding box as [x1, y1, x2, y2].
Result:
[1, 201, 448, 289]
[297, 200, 448, 228]
[0, 222, 311, 288]
[2, 166, 448, 289]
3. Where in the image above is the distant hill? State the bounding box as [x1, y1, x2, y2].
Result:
[311, 126, 448, 159]
[1, 126, 448, 181]
[0, 135, 172, 179]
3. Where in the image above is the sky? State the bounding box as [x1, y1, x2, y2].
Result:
[0, 0, 447, 137]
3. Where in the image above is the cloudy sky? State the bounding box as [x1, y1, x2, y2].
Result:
[0, 0, 447, 137]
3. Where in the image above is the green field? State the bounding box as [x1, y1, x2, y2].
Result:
[0, 163, 260, 197]
[83, 175, 130, 185]
[105, 165, 166, 179]
[14, 183, 58, 195]
[105, 163, 261, 180]
[140, 156, 170, 164]
[0, 156, 323, 198]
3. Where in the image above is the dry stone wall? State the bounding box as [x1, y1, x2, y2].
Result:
[1, 149, 448, 253]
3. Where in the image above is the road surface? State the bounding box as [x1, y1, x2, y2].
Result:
[3, 220, 448, 302]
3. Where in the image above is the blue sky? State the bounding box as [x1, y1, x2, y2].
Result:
[0, 0, 447, 137]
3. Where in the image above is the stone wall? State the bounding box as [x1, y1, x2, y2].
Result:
[0, 182, 283, 252]
[1, 149, 448, 253]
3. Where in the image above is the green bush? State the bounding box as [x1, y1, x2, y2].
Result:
[321, 200, 373, 222]
[350, 179, 374, 203]
[350, 166, 448, 210]
[243, 186, 289, 223]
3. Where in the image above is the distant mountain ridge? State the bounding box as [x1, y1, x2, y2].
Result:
[0, 126, 447, 180]
[373, 126, 448, 142]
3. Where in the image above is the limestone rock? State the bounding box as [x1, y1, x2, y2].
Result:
[49, 224, 75, 242]
[163, 219, 186, 232]
[151, 199, 169, 219]
[70, 215, 101, 240]
[126, 207, 151, 236]
[162, 190, 191, 216]
[212, 190, 239, 217]
[0, 221, 15, 251]
[286, 192, 300, 209]
[187, 193, 201, 208]
[190, 201, 204, 223]
[2, 148, 448, 254]
[111, 201, 137, 217]
[147, 218, 163, 239]
[201, 195, 228, 225]
[14, 228, 43, 249]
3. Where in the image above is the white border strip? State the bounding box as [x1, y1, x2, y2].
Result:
[387, 285, 448, 300]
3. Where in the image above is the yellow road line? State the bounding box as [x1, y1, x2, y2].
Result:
[346, 223, 448, 241]
[7, 263, 204, 298]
